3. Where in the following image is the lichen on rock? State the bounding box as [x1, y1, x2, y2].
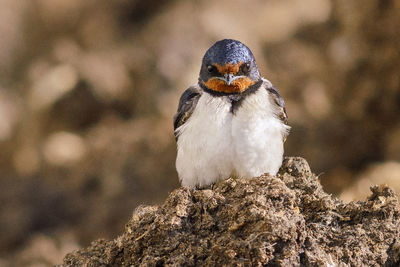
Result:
[62, 157, 400, 266]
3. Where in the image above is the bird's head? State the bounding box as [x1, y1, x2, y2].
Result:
[199, 39, 261, 94]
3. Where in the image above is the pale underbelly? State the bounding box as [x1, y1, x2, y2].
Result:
[176, 109, 284, 188]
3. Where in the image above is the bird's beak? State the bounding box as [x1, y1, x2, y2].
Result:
[223, 74, 235, 85]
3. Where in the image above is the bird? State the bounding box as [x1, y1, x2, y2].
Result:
[173, 39, 290, 189]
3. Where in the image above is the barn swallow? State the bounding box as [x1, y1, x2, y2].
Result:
[174, 39, 290, 189]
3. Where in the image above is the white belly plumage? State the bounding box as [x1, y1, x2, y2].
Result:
[175, 85, 288, 188]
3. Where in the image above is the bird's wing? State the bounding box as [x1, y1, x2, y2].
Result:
[173, 85, 202, 140]
[266, 84, 288, 125]
[265, 82, 290, 141]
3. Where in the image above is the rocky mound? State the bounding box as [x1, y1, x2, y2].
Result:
[61, 157, 400, 266]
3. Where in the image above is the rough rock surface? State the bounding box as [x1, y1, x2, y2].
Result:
[62, 157, 400, 266]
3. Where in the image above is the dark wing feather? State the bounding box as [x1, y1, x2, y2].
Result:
[266, 83, 290, 142]
[173, 86, 202, 140]
[266, 85, 288, 125]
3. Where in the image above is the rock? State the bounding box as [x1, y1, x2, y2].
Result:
[340, 162, 400, 202]
[61, 157, 400, 266]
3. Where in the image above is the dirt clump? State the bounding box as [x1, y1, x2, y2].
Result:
[62, 157, 400, 266]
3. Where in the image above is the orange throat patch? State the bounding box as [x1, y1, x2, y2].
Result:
[202, 77, 256, 94]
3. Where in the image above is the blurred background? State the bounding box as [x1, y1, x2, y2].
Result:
[0, 0, 399, 265]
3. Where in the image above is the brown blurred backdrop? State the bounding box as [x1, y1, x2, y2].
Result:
[0, 0, 399, 265]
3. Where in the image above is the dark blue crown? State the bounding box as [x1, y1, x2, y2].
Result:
[202, 39, 255, 65]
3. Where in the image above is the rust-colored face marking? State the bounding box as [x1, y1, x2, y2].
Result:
[214, 62, 243, 74]
[202, 77, 255, 93]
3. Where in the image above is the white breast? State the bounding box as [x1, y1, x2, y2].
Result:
[175, 83, 288, 188]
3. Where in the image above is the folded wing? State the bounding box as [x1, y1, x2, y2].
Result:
[173, 86, 202, 140]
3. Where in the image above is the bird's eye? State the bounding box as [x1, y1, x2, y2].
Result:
[241, 62, 251, 74]
[207, 65, 216, 73]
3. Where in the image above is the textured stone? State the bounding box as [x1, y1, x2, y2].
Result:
[62, 157, 400, 266]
